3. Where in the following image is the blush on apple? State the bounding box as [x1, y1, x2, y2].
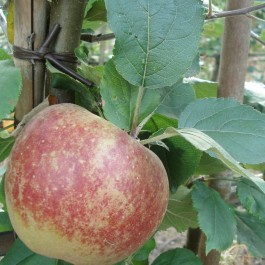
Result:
[5, 103, 169, 265]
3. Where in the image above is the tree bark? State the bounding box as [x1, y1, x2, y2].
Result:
[217, 0, 253, 102]
[32, 1, 48, 107]
[13, 0, 33, 124]
[198, 1, 253, 264]
[48, 0, 86, 104]
[14, 0, 48, 123]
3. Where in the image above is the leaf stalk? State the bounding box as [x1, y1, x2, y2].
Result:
[130, 86, 146, 138]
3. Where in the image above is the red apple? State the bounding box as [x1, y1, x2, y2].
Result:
[5, 103, 169, 265]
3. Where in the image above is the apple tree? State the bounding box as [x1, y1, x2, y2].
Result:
[1, 0, 265, 264]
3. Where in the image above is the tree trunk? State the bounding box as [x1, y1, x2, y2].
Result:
[13, 0, 34, 124]
[198, 1, 253, 264]
[217, 0, 253, 102]
[14, 0, 48, 123]
[48, 0, 86, 104]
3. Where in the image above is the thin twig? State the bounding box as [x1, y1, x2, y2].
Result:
[207, 0, 213, 19]
[246, 14, 265, 23]
[206, 3, 265, 20]
[80, 33, 115, 43]
[80, 4, 265, 45]
[250, 31, 265, 46]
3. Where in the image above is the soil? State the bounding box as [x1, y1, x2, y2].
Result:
[150, 227, 265, 265]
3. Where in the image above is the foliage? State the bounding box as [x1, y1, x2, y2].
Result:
[1, 0, 265, 264]
[192, 181, 236, 254]
[0, 60, 21, 121]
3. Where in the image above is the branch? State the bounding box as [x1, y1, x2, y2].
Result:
[246, 14, 265, 23]
[206, 3, 265, 20]
[80, 4, 265, 44]
[80, 33, 115, 43]
[250, 31, 265, 46]
[207, 0, 213, 18]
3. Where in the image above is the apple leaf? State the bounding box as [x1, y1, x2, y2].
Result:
[179, 98, 265, 164]
[156, 82, 195, 119]
[188, 78, 218, 98]
[0, 176, 7, 210]
[105, 0, 204, 89]
[184, 54, 201, 78]
[84, 0, 107, 22]
[132, 238, 156, 261]
[0, 238, 33, 265]
[17, 255, 59, 265]
[0, 48, 11, 60]
[0, 60, 22, 121]
[141, 127, 255, 181]
[152, 248, 202, 265]
[143, 113, 178, 133]
[160, 186, 198, 232]
[195, 152, 227, 176]
[0, 136, 15, 163]
[151, 138, 202, 191]
[237, 177, 265, 221]
[0, 212, 13, 233]
[115, 238, 155, 265]
[47, 63, 98, 113]
[236, 211, 265, 257]
[192, 181, 236, 254]
[142, 114, 201, 191]
[78, 64, 104, 87]
[100, 59, 161, 130]
[0, 238, 72, 265]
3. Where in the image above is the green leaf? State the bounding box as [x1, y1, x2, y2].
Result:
[152, 248, 202, 265]
[151, 137, 202, 191]
[115, 238, 155, 265]
[0, 49, 11, 61]
[189, 78, 218, 99]
[100, 59, 161, 130]
[0, 238, 33, 265]
[47, 63, 98, 113]
[143, 113, 178, 133]
[0, 211, 13, 232]
[195, 152, 227, 176]
[78, 64, 104, 87]
[160, 186, 198, 232]
[133, 238, 156, 261]
[0, 60, 22, 120]
[105, 0, 204, 89]
[244, 162, 265, 174]
[0, 136, 15, 163]
[156, 82, 195, 119]
[192, 181, 236, 254]
[17, 255, 57, 265]
[56, 261, 73, 265]
[84, 0, 107, 22]
[236, 211, 265, 258]
[184, 54, 201, 78]
[237, 177, 265, 221]
[0, 176, 7, 210]
[179, 98, 265, 164]
[203, 20, 224, 39]
[141, 127, 255, 180]
[0, 238, 70, 265]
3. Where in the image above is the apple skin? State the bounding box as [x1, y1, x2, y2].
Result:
[5, 103, 169, 265]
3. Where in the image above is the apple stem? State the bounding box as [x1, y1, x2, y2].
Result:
[130, 86, 146, 138]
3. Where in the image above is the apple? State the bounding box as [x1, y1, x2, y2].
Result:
[5, 103, 169, 265]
